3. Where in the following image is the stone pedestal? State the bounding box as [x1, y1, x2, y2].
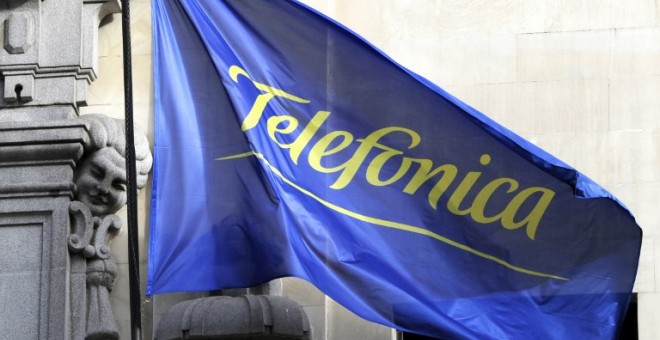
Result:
[0, 119, 87, 339]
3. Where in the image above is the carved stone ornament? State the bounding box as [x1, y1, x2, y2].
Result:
[67, 114, 153, 340]
[4, 12, 34, 54]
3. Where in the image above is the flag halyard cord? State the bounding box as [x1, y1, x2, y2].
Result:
[120, 0, 143, 339]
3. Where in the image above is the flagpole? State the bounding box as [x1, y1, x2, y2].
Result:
[120, 0, 143, 339]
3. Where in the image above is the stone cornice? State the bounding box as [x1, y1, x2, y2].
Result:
[0, 0, 122, 109]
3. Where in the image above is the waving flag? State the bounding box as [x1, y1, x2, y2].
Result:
[147, 1, 642, 338]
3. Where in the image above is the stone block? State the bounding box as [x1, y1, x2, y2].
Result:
[557, 132, 613, 192]
[376, 0, 553, 34]
[607, 182, 660, 240]
[611, 28, 660, 78]
[109, 208, 129, 265]
[305, 1, 657, 37]
[326, 299, 392, 340]
[87, 56, 124, 105]
[281, 277, 326, 307]
[98, 2, 152, 58]
[115, 319, 131, 340]
[39, 0, 82, 68]
[0, 105, 76, 122]
[544, 0, 656, 32]
[79, 103, 126, 122]
[0, 223, 43, 340]
[0, 272, 40, 339]
[312, 1, 516, 86]
[33, 76, 78, 106]
[330, 1, 384, 45]
[634, 237, 655, 292]
[131, 2, 153, 57]
[654, 239, 660, 292]
[517, 30, 612, 82]
[378, 31, 516, 86]
[83, 64, 151, 121]
[442, 83, 518, 132]
[602, 130, 660, 185]
[112, 261, 153, 339]
[3, 74, 33, 103]
[448, 79, 609, 138]
[535, 129, 659, 187]
[133, 100, 154, 136]
[0, 199, 73, 339]
[0, 224, 41, 272]
[133, 54, 153, 102]
[109, 204, 149, 265]
[638, 292, 660, 340]
[79, 103, 115, 116]
[299, 0, 334, 19]
[97, 13, 120, 58]
[410, 32, 516, 86]
[523, 79, 608, 134]
[109, 263, 131, 324]
[81, 1, 121, 73]
[609, 76, 660, 130]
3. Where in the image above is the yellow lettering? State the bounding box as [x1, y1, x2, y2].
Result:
[447, 172, 481, 216]
[267, 115, 298, 148]
[332, 127, 420, 189]
[366, 153, 413, 186]
[229, 65, 310, 131]
[285, 111, 331, 164]
[308, 130, 354, 173]
[470, 178, 519, 224]
[403, 159, 457, 209]
[447, 154, 492, 215]
[501, 187, 555, 240]
[226, 65, 558, 241]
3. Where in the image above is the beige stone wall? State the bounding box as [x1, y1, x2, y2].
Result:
[89, 0, 659, 338]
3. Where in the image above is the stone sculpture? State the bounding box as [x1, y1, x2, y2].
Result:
[68, 114, 152, 339]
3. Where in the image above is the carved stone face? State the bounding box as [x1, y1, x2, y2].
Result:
[75, 147, 127, 216]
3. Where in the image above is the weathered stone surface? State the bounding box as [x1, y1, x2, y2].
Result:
[0, 118, 86, 339]
[156, 295, 311, 340]
[326, 299, 392, 340]
[517, 30, 613, 82]
[0, 0, 121, 112]
[0, 105, 76, 122]
[4, 12, 33, 54]
[0, 199, 74, 339]
[0, 223, 41, 339]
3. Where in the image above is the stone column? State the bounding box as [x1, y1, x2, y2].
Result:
[0, 1, 123, 339]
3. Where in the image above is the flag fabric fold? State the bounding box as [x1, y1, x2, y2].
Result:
[148, 1, 642, 339]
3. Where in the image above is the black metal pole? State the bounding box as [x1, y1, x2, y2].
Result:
[120, 0, 142, 339]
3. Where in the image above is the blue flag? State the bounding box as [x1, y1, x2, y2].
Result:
[148, 1, 642, 338]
